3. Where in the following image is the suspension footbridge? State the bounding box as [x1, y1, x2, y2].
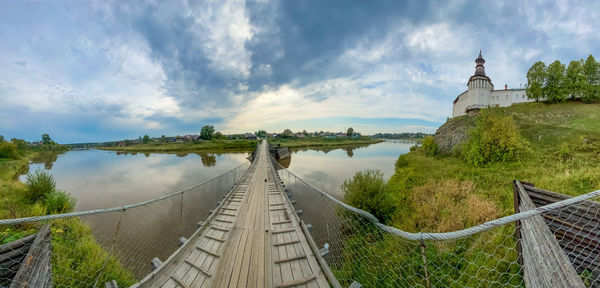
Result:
[1, 140, 600, 287]
[132, 140, 332, 288]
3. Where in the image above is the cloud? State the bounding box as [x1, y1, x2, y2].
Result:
[1, 0, 600, 142]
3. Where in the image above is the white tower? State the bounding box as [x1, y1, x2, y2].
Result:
[465, 51, 493, 112]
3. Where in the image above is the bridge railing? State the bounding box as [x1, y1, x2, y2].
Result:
[0, 161, 251, 288]
[272, 158, 600, 287]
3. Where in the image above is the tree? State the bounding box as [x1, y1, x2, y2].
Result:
[582, 55, 600, 102]
[302, 130, 309, 137]
[526, 61, 547, 101]
[142, 135, 150, 144]
[42, 133, 52, 145]
[282, 129, 294, 138]
[347, 127, 354, 137]
[0, 135, 4, 142]
[545, 60, 567, 103]
[214, 132, 226, 140]
[565, 59, 586, 99]
[342, 170, 394, 222]
[255, 130, 267, 138]
[200, 125, 215, 140]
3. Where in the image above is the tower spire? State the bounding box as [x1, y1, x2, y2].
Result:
[474, 50, 486, 76]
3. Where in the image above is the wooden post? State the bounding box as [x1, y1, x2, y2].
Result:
[11, 224, 52, 288]
[420, 240, 431, 288]
[512, 180, 523, 266]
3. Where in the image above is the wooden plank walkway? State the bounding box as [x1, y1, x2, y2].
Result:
[514, 181, 585, 288]
[132, 140, 331, 288]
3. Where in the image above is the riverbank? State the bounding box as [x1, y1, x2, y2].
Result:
[268, 137, 384, 149]
[0, 146, 135, 286]
[339, 101, 600, 286]
[99, 139, 258, 153]
[351, 101, 600, 232]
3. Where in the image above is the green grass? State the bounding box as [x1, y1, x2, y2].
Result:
[99, 139, 258, 153]
[335, 101, 600, 286]
[268, 137, 384, 148]
[0, 148, 135, 286]
[387, 101, 600, 232]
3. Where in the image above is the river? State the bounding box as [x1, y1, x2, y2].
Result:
[19, 140, 414, 277]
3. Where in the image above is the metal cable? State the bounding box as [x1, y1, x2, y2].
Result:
[0, 162, 250, 225]
[270, 156, 600, 241]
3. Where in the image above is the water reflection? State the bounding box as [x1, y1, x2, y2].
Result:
[281, 140, 415, 200]
[21, 149, 251, 211]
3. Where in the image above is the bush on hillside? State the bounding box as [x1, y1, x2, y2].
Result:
[25, 170, 56, 203]
[45, 190, 76, 214]
[342, 170, 395, 223]
[421, 136, 439, 156]
[0, 142, 19, 159]
[460, 109, 528, 166]
[410, 180, 499, 232]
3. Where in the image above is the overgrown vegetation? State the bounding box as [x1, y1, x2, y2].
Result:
[100, 139, 258, 153]
[337, 102, 600, 285]
[342, 170, 394, 222]
[421, 136, 439, 156]
[0, 135, 134, 286]
[459, 109, 528, 166]
[268, 137, 383, 149]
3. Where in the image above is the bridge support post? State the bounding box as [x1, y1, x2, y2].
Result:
[420, 240, 431, 288]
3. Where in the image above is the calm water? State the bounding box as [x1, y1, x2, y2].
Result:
[21, 150, 251, 211]
[22, 140, 413, 209]
[281, 140, 414, 199]
[19, 140, 413, 277]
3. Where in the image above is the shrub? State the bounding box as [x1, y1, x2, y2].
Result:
[460, 109, 527, 166]
[25, 170, 56, 203]
[410, 180, 498, 232]
[421, 136, 439, 156]
[45, 190, 76, 214]
[0, 142, 19, 159]
[395, 155, 409, 168]
[342, 170, 395, 222]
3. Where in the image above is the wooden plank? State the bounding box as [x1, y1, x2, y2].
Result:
[274, 240, 300, 247]
[184, 260, 212, 277]
[135, 140, 333, 288]
[273, 220, 292, 225]
[516, 181, 585, 288]
[211, 226, 230, 232]
[271, 229, 296, 235]
[283, 231, 304, 283]
[0, 234, 36, 254]
[10, 223, 51, 288]
[275, 254, 307, 264]
[206, 235, 225, 242]
[300, 221, 341, 288]
[171, 275, 190, 288]
[277, 276, 316, 288]
[196, 246, 220, 258]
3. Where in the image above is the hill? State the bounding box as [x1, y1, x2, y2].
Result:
[379, 101, 600, 233]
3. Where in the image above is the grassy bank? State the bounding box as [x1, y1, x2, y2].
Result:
[268, 137, 384, 148]
[99, 139, 258, 153]
[373, 102, 600, 233]
[0, 146, 135, 286]
[336, 101, 600, 286]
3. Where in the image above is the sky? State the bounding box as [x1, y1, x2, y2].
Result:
[1, 0, 599, 143]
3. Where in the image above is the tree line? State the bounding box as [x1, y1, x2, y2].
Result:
[527, 55, 600, 103]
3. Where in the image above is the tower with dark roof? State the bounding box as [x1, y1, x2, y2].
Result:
[452, 51, 530, 118]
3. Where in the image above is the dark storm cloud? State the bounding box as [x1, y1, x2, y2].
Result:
[245, 0, 428, 89]
[2, 0, 600, 142]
